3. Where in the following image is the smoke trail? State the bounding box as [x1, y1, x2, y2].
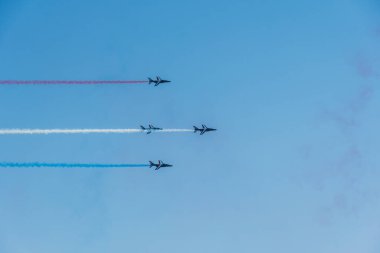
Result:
[0, 162, 149, 168]
[0, 80, 148, 85]
[157, 129, 193, 133]
[0, 129, 142, 134]
[0, 128, 193, 135]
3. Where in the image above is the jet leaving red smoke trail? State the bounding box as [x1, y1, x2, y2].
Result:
[0, 80, 148, 85]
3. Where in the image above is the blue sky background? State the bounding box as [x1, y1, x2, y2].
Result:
[0, 0, 379, 252]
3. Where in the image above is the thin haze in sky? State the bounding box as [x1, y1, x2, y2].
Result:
[0, 0, 379, 252]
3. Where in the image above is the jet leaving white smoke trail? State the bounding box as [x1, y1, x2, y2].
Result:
[0, 129, 193, 134]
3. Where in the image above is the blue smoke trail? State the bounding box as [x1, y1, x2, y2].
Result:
[0, 162, 149, 168]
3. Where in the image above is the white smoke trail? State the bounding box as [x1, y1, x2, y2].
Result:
[0, 128, 193, 135]
[157, 129, 193, 132]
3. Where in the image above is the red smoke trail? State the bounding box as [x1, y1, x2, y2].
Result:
[0, 80, 148, 85]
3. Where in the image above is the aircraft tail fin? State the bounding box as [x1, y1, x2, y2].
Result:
[193, 126, 199, 133]
[149, 161, 154, 168]
[148, 78, 153, 84]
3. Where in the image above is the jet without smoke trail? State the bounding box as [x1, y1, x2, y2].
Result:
[140, 124, 163, 134]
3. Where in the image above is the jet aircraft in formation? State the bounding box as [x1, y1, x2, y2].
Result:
[148, 76, 171, 86]
[145, 74, 216, 171]
[193, 124, 217, 135]
[149, 160, 173, 170]
[140, 124, 162, 134]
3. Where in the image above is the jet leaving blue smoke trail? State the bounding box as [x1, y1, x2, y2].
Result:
[0, 162, 149, 168]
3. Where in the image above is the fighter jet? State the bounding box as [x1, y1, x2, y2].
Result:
[140, 124, 162, 134]
[193, 124, 217, 135]
[149, 160, 173, 170]
[148, 76, 171, 86]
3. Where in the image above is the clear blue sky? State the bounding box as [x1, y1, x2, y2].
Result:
[0, 0, 379, 252]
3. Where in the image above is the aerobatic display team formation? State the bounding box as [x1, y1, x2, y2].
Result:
[0, 77, 217, 171]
